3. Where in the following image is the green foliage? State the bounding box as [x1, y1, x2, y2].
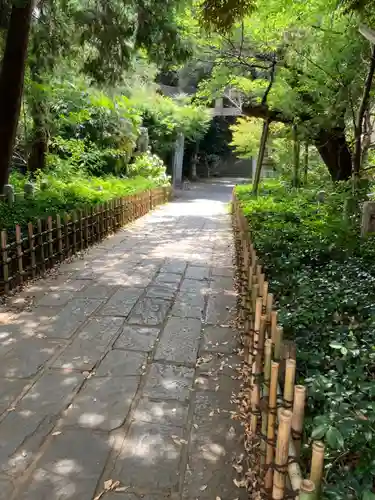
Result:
[0, 173, 160, 232]
[199, 0, 255, 33]
[236, 180, 375, 499]
[128, 152, 169, 184]
[132, 89, 211, 157]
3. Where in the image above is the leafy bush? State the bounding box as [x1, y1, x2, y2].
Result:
[127, 152, 169, 184]
[236, 181, 375, 500]
[0, 173, 162, 232]
[131, 89, 211, 157]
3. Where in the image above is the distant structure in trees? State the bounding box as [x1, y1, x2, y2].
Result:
[158, 84, 274, 183]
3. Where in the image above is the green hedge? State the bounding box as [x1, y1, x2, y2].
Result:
[0, 174, 162, 232]
[235, 181, 375, 500]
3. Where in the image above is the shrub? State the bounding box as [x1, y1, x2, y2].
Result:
[0, 174, 162, 232]
[235, 181, 375, 499]
[127, 152, 169, 184]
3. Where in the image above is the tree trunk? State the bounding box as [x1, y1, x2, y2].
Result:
[28, 73, 49, 174]
[303, 143, 309, 185]
[353, 44, 375, 177]
[292, 125, 300, 187]
[190, 141, 199, 181]
[315, 127, 352, 181]
[0, 0, 34, 192]
[252, 119, 270, 195]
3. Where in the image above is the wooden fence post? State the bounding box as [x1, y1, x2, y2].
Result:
[47, 216, 53, 264]
[15, 225, 24, 285]
[1, 231, 9, 293]
[56, 214, 63, 262]
[28, 222, 36, 278]
[37, 219, 46, 274]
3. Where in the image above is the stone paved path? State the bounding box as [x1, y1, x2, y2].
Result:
[0, 180, 245, 500]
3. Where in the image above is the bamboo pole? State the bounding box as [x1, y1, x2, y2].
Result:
[310, 441, 325, 494]
[258, 273, 265, 294]
[251, 314, 266, 433]
[274, 326, 284, 361]
[265, 361, 279, 491]
[272, 409, 293, 499]
[292, 385, 306, 458]
[275, 387, 304, 494]
[299, 479, 316, 500]
[248, 296, 262, 366]
[261, 338, 273, 472]
[284, 358, 296, 409]
[271, 311, 278, 344]
[262, 281, 269, 306]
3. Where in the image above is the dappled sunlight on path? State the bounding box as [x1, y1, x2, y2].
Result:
[0, 179, 246, 500]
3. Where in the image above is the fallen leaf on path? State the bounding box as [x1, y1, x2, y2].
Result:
[233, 478, 247, 488]
[115, 486, 130, 492]
[233, 464, 243, 473]
[93, 479, 121, 500]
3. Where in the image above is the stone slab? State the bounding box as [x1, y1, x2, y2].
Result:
[179, 279, 209, 295]
[114, 325, 160, 352]
[105, 494, 169, 500]
[170, 293, 205, 320]
[0, 379, 28, 415]
[153, 273, 182, 285]
[0, 372, 84, 476]
[154, 317, 201, 365]
[209, 276, 234, 292]
[184, 266, 210, 281]
[62, 376, 139, 431]
[52, 317, 124, 371]
[210, 266, 233, 278]
[143, 363, 194, 402]
[159, 260, 187, 275]
[112, 421, 184, 491]
[200, 326, 237, 353]
[99, 288, 143, 317]
[133, 398, 188, 428]
[0, 338, 62, 378]
[205, 291, 236, 325]
[75, 284, 118, 299]
[36, 291, 75, 307]
[95, 350, 146, 377]
[195, 353, 241, 394]
[18, 429, 111, 500]
[182, 392, 243, 500]
[36, 299, 103, 339]
[146, 284, 178, 301]
[0, 476, 14, 500]
[126, 273, 155, 288]
[127, 297, 171, 326]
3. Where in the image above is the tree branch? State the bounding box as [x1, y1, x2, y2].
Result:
[353, 43, 375, 174]
[261, 56, 276, 105]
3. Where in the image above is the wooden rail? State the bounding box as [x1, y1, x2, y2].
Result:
[0, 187, 171, 295]
[232, 191, 324, 500]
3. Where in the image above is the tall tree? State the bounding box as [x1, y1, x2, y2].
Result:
[0, 0, 34, 190]
[25, 0, 192, 175]
[194, 0, 373, 181]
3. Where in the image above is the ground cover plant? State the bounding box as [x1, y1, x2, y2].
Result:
[236, 180, 375, 500]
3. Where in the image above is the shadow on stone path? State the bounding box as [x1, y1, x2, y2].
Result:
[0, 179, 247, 500]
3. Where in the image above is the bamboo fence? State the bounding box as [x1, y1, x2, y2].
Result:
[0, 186, 171, 295]
[232, 191, 324, 500]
